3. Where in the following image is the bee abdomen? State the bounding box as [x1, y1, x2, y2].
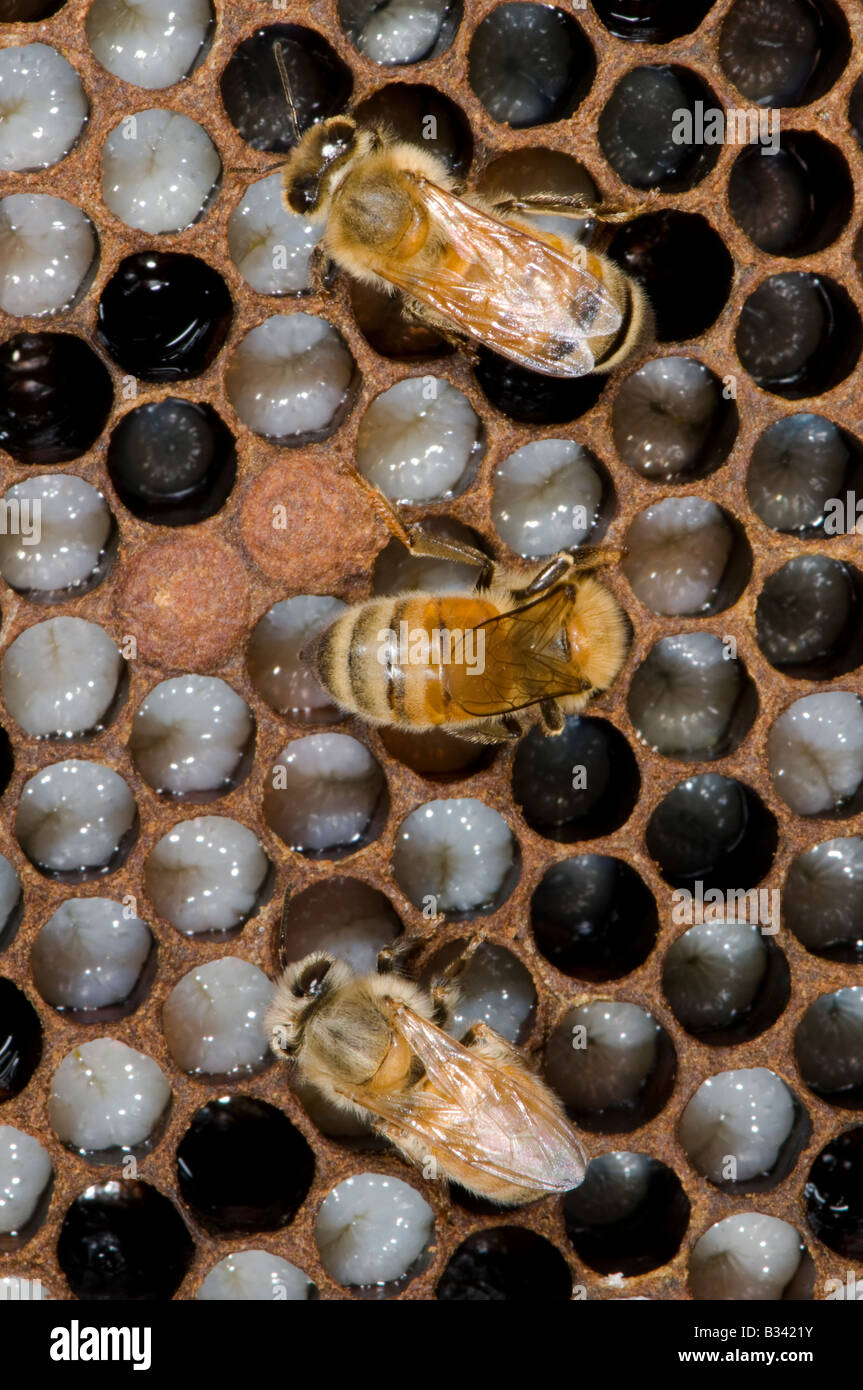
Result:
[590, 263, 654, 373]
[315, 599, 410, 722]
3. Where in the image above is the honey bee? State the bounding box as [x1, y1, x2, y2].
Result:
[266, 936, 586, 1206]
[270, 44, 653, 377]
[306, 489, 629, 743]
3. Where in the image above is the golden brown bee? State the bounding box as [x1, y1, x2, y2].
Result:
[272, 45, 653, 377]
[307, 497, 629, 743]
[266, 937, 586, 1206]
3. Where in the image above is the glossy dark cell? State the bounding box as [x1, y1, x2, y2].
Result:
[97, 253, 232, 383]
[0, 862, 23, 954]
[57, 1180, 194, 1300]
[0, 0, 67, 16]
[0, 333, 113, 465]
[176, 1095, 313, 1234]
[221, 25, 353, 152]
[353, 84, 473, 178]
[564, 1154, 690, 1276]
[468, 4, 594, 128]
[379, 727, 492, 778]
[609, 212, 733, 342]
[729, 133, 852, 257]
[756, 557, 863, 679]
[805, 1128, 863, 1259]
[593, 0, 713, 41]
[513, 716, 639, 842]
[436, 1227, 572, 1301]
[598, 66, 721, 191]
[0, 978, 41, 1102]
[473, 347, 603, 425]
[107, 399, 237, 526]
[736, 272, 861, 399]
[719, 0, 850, 107]
[531, 855, 657, 981]
[0, 727, 11, 799]
[646, 774, 777, 893]
[852, 74, 863, 150]
[663, 931, 791, 1046]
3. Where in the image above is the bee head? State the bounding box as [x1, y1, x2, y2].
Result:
[283, 117, 359, 215]
[266, 952, 344, 1060]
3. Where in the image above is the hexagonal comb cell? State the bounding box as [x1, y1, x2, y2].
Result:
[0, 0, 860, 1306]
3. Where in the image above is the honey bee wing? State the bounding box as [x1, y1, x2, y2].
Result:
[370, 1006, 586, 1193]
[372, 180, 622, 378]
[450, 586, 591, 717]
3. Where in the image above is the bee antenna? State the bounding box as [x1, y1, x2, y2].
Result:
[229, 161, 285, 179]
[274, 41, 301, 146]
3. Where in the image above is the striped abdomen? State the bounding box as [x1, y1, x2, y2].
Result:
[313, 594, 500, 728]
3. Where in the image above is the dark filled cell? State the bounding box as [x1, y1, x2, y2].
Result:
[728, 133, 852, 256]
[805, 1128, 863, 1259]
[598, 66, 721, 191]
[0, 726, 11, 799]
[97, 253, 232, 383]
[852, 74, 863, 149]
[473, 348, 603, 425]
[0, 862, 23, 953]
[646, 774, 777, 893]
[0, 978, 41, 1101]
[746, 414, 863, 537]
[736, 273, 861, 398]
[663, 930, 790, 1046]
[719, 0, 850, 107]
[0, 0, 67, 16]
[176, 1095, 314, 1234]
[436, 1227, 573, 1301]
[279, 875, 401, 971]
[0, 333, 113, 466]
[468, 4, 594, 128]
[107, 399, 237, 526]
[221, 25, 353, 152]
[513, 716, 639, 842]
[57, 1180, 194, 1300]
[756, 557, 863, 679]
[354, 84, 472, 177]
[609, 212, 733, 342]
[531, 855, 657, 980]
[593, 0, 713, 41]
[564, 1154, 690, 1276]
[379, 727, 492, 778]
[350, 278, 451, 361]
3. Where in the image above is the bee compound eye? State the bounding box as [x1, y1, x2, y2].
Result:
[288, 174, 320, 214]
[294, 959, 332, 998]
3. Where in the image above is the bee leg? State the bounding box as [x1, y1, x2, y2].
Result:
[461, 1021, 528, 1070]
[492, 190, 659, 225]
[376, 923, 442, 976]
[458, 715, 523, 744]
[342, 465, 494, 575]
[509, 546, 624, 601]
[429, 931, 486, 1024]
[307, 245, 330, 296]
[540, 698, 565, 735]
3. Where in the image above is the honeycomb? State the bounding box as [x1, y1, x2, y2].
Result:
[0, 0, 862, 1300]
